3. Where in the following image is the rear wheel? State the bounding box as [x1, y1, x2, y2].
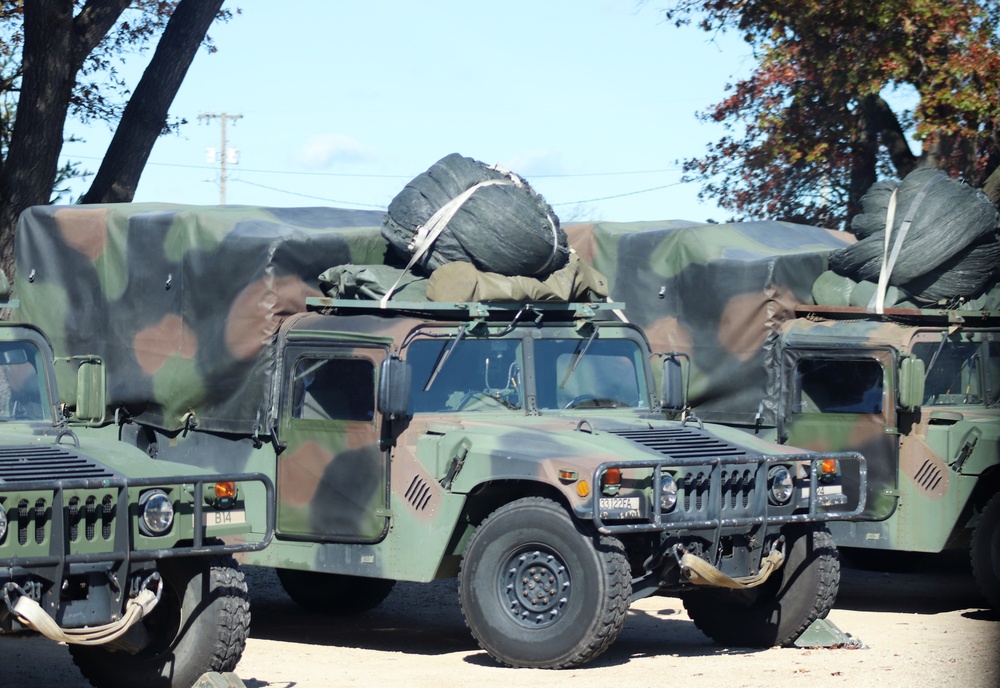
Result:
[276, 569, 396, 615]
[70, 555, 249, 688]
[459, 497, 631, 668]
[682, 524, 839, 647]
[971, 494, 1000, 609]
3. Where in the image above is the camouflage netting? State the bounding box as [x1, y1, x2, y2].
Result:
[381, 153, 570, 277]
[567, 220, 853, 426]
[14, 204, 386, 434]
[828, 168, 1000, 305]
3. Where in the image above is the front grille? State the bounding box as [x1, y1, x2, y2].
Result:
[611, 426, 758, 518]
[1, 446, 120, 548]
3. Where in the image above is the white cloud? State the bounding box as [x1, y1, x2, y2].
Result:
[501, 150, 566, 177]
[296, 134, 375, 168]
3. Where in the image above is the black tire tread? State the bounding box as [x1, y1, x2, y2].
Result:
[459, 496, 631, 669]
[683, 525, 840, 648]
[276, 569, 396, 616]
[70, 554, 249, 688]
[971, 493, 1000, 610]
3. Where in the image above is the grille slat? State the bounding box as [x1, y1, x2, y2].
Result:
[0, 446, 117, 482]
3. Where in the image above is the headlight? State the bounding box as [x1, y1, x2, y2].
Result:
[660, 474, 678, 512]
[139, 489, 174, 536]
[0, 503, 7, 541]
[767, 465, 794, 506]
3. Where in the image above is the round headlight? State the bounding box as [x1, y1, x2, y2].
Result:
[660, 474, 678, 512]
[139, 489, 174, 536]
[0, 504, 7, 541]
[768, 466, 794, 506]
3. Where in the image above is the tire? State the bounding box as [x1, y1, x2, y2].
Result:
[682, 524, 840, 648]
[971, 494, 1000, 610]
[70, 555, 249, 688]
[276, 569, 396, 615]
[458, 497, 631, 669]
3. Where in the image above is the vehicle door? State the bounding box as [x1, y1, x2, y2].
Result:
[277, 343, 389, 543]
[780, 348, 898, 520]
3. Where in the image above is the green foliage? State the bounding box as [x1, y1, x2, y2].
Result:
[665, 0, 1000, 228]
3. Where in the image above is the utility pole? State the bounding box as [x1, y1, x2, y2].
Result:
[199, 112, 242, 204]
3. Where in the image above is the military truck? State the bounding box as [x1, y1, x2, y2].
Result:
[567, 218, 1000, 608]
[0, 272, 275, 688]
[11, 203, 866, 669]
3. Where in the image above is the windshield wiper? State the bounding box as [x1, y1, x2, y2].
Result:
[559, 325, 599, 390]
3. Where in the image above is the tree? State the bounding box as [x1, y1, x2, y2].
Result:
[0, 0, 228, 275]
[664, 0, 1000, 228]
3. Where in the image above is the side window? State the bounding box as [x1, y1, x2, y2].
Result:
[794, 358, 884, 414]
[292, 357, 375, 421]
[0, 343, 49, 421]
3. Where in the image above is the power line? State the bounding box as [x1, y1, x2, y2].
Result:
[551, 182, 688, 206]
[58, 152, 689, 207]
[232, 179, 387, 209]
[59, 153, 681, 179]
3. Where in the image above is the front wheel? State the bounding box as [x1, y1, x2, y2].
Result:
[459, 497, 631, 668]
[682, 524, 840, 647]
[70, 555, 249, 688]
[971, 494, 1000, 609]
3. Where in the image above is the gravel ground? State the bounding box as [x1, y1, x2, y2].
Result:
[2, 553, 998, 688]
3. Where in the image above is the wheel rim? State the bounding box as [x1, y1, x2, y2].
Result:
[499, 546, 572, 629]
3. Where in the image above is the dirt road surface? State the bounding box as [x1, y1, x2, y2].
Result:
[3, 554, 998, 688]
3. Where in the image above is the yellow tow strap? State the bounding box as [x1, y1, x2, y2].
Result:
[680, 548, 785, 589]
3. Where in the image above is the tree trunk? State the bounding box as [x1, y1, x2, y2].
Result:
[0, 1, 76, 276]
[0, 0, 129, 277]
[983, 164, 1000, 206]
[81, 0, 226, 204]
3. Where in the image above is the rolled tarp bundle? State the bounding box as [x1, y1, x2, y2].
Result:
[827, 168, 999, 303]
[381, 153, 570, 277]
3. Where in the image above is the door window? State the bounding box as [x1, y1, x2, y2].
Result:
[291, 357, 375, 421]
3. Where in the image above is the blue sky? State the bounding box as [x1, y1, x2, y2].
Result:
[60, 1, 754, 224]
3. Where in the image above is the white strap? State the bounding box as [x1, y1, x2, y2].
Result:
[871, 188, 899, 314]
[381, 178, 512, 307]
[13, 587, 159, 645]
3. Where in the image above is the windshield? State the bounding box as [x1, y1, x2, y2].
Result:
[408, 337, 523, 413]
[405, 333, 649, 414]
[534, 338, 648, 410]
[0, 341, 52, 421]
[912, 339, 998, 407]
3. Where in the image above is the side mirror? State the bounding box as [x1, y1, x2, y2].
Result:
[378, 355, 411, 420]
[75, 358, 107, 424]
[660, 354, 687, 413]
[898, 356, 926, 411]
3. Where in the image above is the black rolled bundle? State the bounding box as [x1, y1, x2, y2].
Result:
[829, 168, 1000, 299]
[899, 234, 1000, 303]
[381, 153, 569, 277]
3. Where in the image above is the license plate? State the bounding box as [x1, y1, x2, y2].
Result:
[204, 509, 247, 526]
[599, 496, 642, 520]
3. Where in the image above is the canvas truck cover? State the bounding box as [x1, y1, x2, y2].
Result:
[14, 203, 386, 434]
[566, 220, 854, 427]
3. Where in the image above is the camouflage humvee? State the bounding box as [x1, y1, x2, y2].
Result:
[0, 273, 274, 688]
[12, 204, 866, 669]
[568, 219, 1000, 609]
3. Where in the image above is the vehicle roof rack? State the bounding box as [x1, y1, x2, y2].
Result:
[305, 297, 627, 322]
